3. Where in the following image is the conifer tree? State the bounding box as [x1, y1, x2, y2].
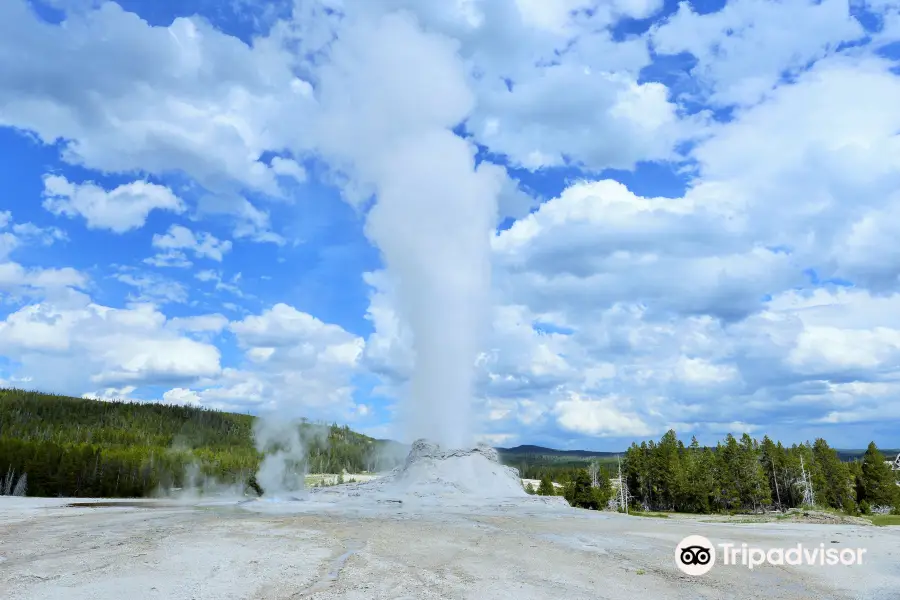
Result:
[807, 438, 852, 510]
[760, 436, 786, 509]
[679, 437, 713, 513]
[858, 442, 900, 512]
[564, 469, 610, 510]
[537, 475, 555, 496]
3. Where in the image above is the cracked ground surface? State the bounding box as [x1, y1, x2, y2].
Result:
[1, 497, 899, 599]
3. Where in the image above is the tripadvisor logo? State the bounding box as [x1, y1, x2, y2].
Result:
[675, 535, 715, 576]
[675, 535, 868, 576]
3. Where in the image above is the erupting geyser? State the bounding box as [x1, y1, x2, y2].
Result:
[315, 14, 504, 450]
[251, 15, 505, 495]
[363, 133, 501, 450]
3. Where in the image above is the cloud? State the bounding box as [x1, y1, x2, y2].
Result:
[161, 304, 366, 419]
[0, 233, 16, 262]
[492, 179, 802, 321]
[0, 0, 312, 195]
[0, 263, 86, 295]
[230, 303, 362, 362]
[0, 212, 85, 295]
[652, 0, 865, 107]
[42, 174, 185, 233]
[150, 224, 232, 262]
[475, 44, 900, 434]
[765, 288, 900, 376]
[167, 313, 229, 333]
[684, 55, 900, 291]
[195, 194, 285, 245]
[161, 387, 203, 406]
[270, 156, 307, 182]
[553, 393, 654, 437]
[0, 299, 222, 392]
[470, 66, 682, 170]
[143, 250, 193, 269]
[479, 304, 576, 398]
[82, 386, 139, 403]
[613, 0, 665, 19]
[308, 1, 689, 173]
[1, 0, 304, 248]
[192, 269, 248, 299]
[0, 211, 67, 261]
[360, 270, 415, 383]
[113, 269, 189, 305]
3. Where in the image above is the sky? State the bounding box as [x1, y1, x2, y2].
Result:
[2, 0, 900, 451]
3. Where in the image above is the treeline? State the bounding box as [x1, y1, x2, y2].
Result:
[0, 389, 399, 498]
[621, 431, 900, 515]
[524, 467, 615, 511]
[503, 455, 619, 482]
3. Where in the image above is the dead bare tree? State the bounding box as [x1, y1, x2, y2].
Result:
[1, 467, 28, 497]
[799, 456, 815, 507]
[588, 460, 600, 488]
[770, 454, 782, 509]
[615, 454, 629, 513]
[12, 473, 27, 497]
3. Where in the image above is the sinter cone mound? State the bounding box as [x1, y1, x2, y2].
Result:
[378, 439, 529, 498]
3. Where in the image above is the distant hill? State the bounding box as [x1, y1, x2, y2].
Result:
[501, 445, 900, 464]
[836, 448, 900, 462]
[495, 444, 623, 480]
[497, 444, 622, 458]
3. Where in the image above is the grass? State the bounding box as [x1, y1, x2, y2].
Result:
[629, 511, 670, 519]
[864, 514, 900, 526]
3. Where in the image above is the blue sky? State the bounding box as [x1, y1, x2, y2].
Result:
[2, 0, 900, 450]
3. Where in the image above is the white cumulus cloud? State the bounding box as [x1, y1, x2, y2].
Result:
[151, 224, 232, 263]
[42, 174, 184, 233]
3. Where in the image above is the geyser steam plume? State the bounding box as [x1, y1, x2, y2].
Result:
[315, 13, 503, 449]
[366, 131, 499, 449]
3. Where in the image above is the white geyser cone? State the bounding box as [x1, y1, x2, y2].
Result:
[379, 439, 528, 498]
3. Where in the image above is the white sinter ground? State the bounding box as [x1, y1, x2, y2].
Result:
[3, 441, 900, 599]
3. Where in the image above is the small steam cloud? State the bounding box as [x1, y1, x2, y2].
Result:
[153, 451, 251, 501]
[368, 439, 410, 472]
[251, 417, 334, 498]
[253, 417, 309, 498]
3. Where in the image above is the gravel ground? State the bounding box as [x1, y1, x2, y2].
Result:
[2, 496, 899, 600]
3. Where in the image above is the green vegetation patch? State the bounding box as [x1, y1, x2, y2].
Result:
[0, 388, 400, 499]
[621, 430, 900, 517]
[866, 514, 900, 526]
